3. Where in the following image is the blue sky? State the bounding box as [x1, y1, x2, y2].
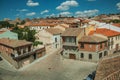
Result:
[0, 0, 120, 20]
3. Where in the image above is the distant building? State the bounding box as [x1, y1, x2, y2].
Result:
[0, 28, 18, 39]
[95, 53, 120, 80]
[112, 23, 120, 28]
[35, 28, 63, 49]
[25, 21, 56, 32]
[54, 23, 69, 31]
[0, 38, 46, 69]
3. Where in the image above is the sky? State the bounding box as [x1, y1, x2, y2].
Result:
[0, 0, 120, 20]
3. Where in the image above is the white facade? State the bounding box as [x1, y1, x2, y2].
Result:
[30, 26, 50, 32]
[35, 30, 62, 49]
[52, 34, 62, 48]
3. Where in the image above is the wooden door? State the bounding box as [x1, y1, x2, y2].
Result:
[69, 54, 76, 59]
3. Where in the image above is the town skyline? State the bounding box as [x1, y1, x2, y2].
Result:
[0, 0, 120, 20]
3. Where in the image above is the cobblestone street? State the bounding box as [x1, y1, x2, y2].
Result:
[0, 48, 97, 80]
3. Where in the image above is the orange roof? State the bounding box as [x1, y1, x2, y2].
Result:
[0, 38, 32, 48]
[0, 31, 5, 34]
[112, 23, 120, 27]
[89, 28, 120, 37]
[25, 21, 56, 27]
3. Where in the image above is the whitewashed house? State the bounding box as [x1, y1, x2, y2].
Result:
[35, 28, 63, 49]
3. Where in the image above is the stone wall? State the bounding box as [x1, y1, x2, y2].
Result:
[95, 53, 120, 80]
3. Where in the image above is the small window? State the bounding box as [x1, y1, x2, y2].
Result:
[81, 43, 84, 48]
[105, 42, 107, 47]
[99, 53, 102, 58]
[71, 38, 75, 43]
[104, 51, 108, 56]
[81, 53, 84, 58]
[100, 44, 102, 49]
[10, 53, 15, 58]
[89, 54, 92, 59]
[116, 36, 117, 40]
[55, 38, 57, 42]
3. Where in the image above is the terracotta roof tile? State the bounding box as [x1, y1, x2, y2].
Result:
[61, 28, 84, 37]
[45, 28, 63, 35]
[0, 38, 32, 48]
[0, 31, 5, 34]
[89, 28, 120, 37]
[79, 35, 107, 43]
[112, 23, 120, 27]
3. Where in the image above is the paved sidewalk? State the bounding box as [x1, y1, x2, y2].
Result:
[0, 48, 97, 80]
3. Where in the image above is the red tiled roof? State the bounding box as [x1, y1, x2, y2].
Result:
[112, 23, 120, 27]
[0, 31, 5, 34]
[0, 38, 32, 48]
[45, 28, 63, 35]
[61, 28, 84, 37]
[79, 35, 107, 43]
[89, 28, 120, 37]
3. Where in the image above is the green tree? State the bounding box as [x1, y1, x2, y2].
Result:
[33, 41, 43, 46]
[12, 26, 37, 43]
[20, 20, 25, 25]
[0, 21, 15, 29]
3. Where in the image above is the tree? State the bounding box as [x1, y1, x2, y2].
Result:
[0, 21, 14, 28]
[12, 26, 37, 42]
[33, 41, 43, 46]
[20, 20, 25, 25]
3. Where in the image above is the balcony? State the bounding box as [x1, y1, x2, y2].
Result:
[13, 50, 35, 61]
[63, 42, 77, 46]
[13, 47, 45, 61]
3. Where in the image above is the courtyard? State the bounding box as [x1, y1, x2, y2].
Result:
[0, 48, 97, 80]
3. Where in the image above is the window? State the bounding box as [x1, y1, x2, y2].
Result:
[105, 42, 107, 47]
[81, 43, 84, 48]
[10, 53, 15, 58]
[55, 38, 57, 42]
[81, 53, 84, 58]
[116, 36, 117, 40]
[100, 44, 102, 49]
[111, 38, 113, 41]
[104, 51, 108, 56]
[71, 38, 75, 43]
[66, 38, 69, 42]
[99, 53, 102, 58]
[111, 40, 114, 45]
[89, 54, 92, 59]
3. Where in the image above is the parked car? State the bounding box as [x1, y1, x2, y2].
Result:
[85, 71, 96, 80]
[0, 57, 2, 61]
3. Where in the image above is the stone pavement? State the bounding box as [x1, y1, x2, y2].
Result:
[0, 48, 97, 80]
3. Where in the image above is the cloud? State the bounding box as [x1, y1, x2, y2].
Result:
[17, 9, 28, 12]
[49, 13, 55, 17]
[26, 0, 39, 7]
[40, 10, 49, 14]
[59, 12, 72, 16]
[56, 0, 79, 11]
[26, 12, 36, 16]
[116, 2, 120, 10]
[75, 9, 99, 17]
[15, 14, 20, 17]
